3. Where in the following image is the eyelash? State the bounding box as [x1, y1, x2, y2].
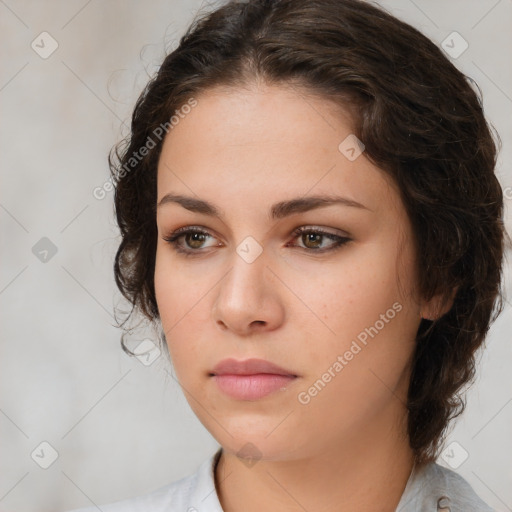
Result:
[162, 226, 351, 257]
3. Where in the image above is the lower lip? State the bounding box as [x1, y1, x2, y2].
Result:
[212, 374, 297, 400]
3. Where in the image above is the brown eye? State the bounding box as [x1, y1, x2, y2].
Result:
[185, 232, 208, 249]
[162, 227, 218, 256]
[291, 226, 351, 253]
[302, 232, 323, 249]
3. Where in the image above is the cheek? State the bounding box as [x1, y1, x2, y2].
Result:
[293, 265, 417, 437]
[301, 240, 419, 371]
[311, 258, 400, 337]
[154, 245, 215, 321]
[153, 250, 210, 369]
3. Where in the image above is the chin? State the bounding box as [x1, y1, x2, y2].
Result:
[210, 424, 309, 463]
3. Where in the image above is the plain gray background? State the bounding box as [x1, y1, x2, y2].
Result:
[1, 1, 511, 511]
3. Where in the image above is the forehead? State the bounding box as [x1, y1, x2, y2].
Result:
[163, 83, 352, 154]
[156, 83, 400, 219]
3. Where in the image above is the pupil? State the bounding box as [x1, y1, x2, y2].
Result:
[305, 233, 321, 247]
[188, 233, 205, 248]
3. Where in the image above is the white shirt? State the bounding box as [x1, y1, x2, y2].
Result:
[67, 447, 495, 511]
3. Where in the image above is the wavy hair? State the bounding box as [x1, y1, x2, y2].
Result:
[109, 0, 507, 465]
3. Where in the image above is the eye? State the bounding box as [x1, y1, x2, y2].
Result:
[162, 225, 351, 256]
[289, 226, 351, 252]
[162, 227, 219, 256]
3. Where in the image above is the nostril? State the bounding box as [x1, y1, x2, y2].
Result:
[216, 320, 228, 329]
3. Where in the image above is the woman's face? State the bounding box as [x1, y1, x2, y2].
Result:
[154, 83, 427, 461]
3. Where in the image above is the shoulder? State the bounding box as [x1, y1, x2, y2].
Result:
[397, 461, 495, 512]
[65, 474, 196, 512]
[64, 448, 223, 512]
[430, 463, 495, 512]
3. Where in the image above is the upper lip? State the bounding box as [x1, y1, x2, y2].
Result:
[210, 358, 297, 377]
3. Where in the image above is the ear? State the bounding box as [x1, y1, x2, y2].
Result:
[420, 286, 458, 321]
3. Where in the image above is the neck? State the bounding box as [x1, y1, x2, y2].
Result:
[214, 412, 416, 512]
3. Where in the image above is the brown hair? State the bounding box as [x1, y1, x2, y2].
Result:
[109, 0, 507, 465]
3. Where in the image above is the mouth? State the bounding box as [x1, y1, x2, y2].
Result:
[209, 358, 299, 400]
[210, 373, 298, 400]
[210, 357, 297, 377]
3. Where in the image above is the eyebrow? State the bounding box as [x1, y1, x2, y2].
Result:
[157, 193, 371, 220]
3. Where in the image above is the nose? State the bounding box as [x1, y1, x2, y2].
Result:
[212, 247, 285, 336]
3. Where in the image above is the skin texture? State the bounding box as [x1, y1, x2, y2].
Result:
[154, 83, 447, 511]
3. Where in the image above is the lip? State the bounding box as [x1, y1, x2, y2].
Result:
[209, 358, 298, 401]
[212, 374, 297, 400]
[210, 358, 297, 377]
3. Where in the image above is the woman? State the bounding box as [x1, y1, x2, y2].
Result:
[70, 0, 505, 510]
